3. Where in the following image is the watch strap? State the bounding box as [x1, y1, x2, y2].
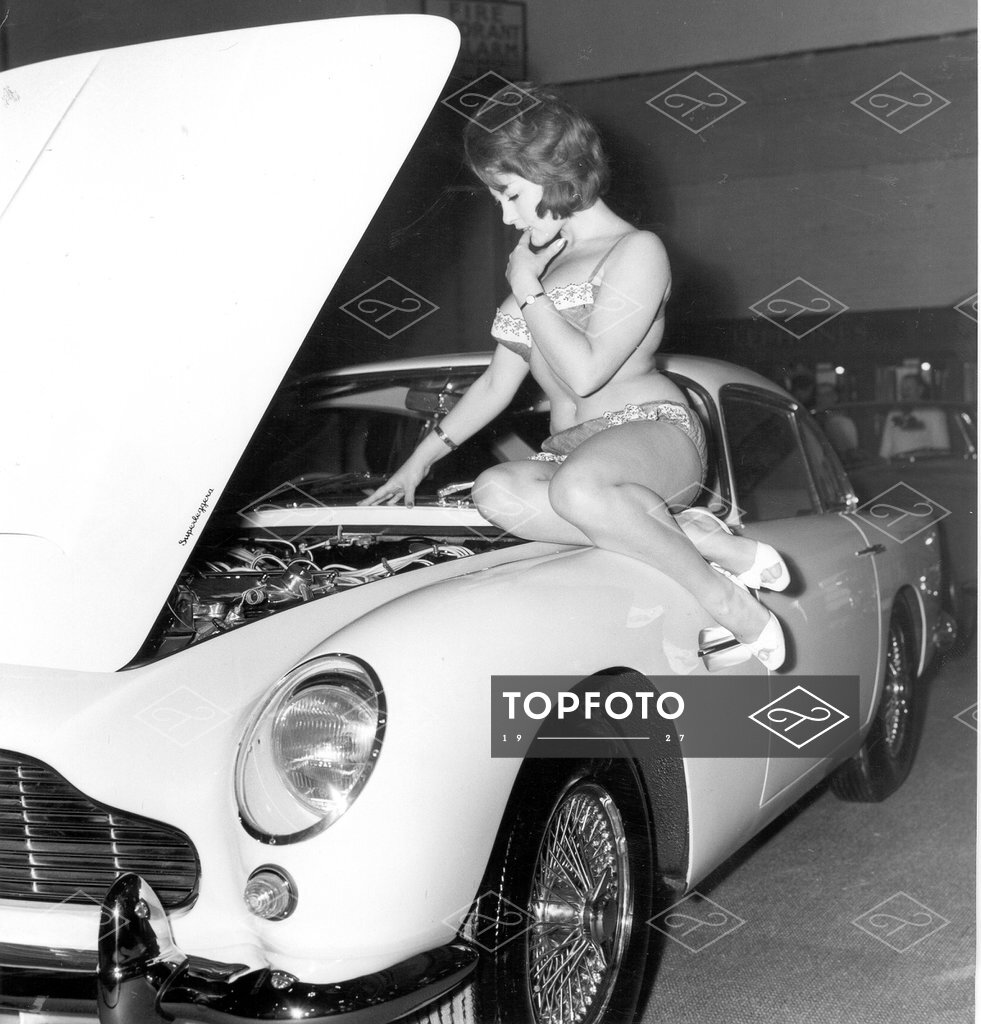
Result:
[519, 290, 547, 311]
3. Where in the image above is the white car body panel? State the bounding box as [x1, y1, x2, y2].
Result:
[0, 537, 763, 982]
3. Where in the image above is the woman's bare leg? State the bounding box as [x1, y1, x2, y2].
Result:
[474, 459, 785, 587]
[674, 508, 787, 587]
[472, 460, 589, 544]
[474, 423, 770, 644]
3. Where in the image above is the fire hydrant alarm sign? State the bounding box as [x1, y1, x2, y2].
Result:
[424, 1, 527, 79]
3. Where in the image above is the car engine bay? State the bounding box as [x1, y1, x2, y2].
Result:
[134, 490, 513, 663]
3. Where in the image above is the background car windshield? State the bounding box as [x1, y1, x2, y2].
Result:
[820, 404, 977, 468]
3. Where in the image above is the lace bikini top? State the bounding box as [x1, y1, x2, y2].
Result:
[490, 234, 643, 362]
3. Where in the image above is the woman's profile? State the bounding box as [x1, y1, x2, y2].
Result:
[363, 84, 789, 668]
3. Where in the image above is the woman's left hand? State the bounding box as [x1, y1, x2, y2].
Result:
[506, 229, 567, 295]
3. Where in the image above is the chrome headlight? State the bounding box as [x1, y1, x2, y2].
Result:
[236, 655, 386, 843]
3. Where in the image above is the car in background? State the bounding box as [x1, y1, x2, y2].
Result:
[817, 401, 977, 645]
[0, 16, 949, 1024]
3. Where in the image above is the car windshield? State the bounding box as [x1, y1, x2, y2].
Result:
[212, 371, 551, 516]
[818, 403, 976, 465]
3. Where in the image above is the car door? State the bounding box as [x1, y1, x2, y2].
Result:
[719, 385, 883, 807]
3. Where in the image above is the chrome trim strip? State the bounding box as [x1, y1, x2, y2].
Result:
[0, 942, 96, 973]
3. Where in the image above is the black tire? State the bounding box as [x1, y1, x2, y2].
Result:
[470, 759, 654, 1024]
[939, 519, 976, 654]
[830, 604, 925, 802]
[950, 583, 977, 654]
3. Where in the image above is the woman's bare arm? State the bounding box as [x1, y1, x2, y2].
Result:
[511, 231, 670, 396]
[360, 344, 530, 505]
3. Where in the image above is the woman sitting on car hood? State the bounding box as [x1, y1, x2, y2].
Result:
[364, 84, 789, 669]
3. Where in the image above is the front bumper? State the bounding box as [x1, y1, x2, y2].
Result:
[0, 875, 477, 1023]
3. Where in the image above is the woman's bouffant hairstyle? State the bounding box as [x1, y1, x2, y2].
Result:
[463, 84, 610, 219]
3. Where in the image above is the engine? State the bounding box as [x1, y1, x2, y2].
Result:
[138, 531, 486, 662]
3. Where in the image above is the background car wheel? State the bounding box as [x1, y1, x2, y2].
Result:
[831, 604, 925, 802]
[471, 759, 655, 1024]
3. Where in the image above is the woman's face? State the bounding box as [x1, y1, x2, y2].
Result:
[487, 173, 564, 246]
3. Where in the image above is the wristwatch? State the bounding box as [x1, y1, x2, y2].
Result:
[519, 290, 547, 311]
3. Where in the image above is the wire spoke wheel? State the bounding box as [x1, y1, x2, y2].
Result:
[527, 783, 631, 1024]
[469, 757, 653, 1024]
[831, 606, 925, 802]
[880, 618, 911, 756]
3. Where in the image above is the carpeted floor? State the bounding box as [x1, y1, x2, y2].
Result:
[641, 641, 977, 1024]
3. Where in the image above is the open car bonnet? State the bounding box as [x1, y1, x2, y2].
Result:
[0, 16, 460, 672]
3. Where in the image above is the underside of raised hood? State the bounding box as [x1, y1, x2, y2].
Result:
[0, 16, 459, 671]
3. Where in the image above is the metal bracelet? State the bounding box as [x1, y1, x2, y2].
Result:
[433, 424, 459, 451]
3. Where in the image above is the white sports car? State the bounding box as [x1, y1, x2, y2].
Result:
[0, 15, 946, 1024]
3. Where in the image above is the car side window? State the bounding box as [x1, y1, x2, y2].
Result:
[798, 411, 854, 511]
[721, 389, 817, 522]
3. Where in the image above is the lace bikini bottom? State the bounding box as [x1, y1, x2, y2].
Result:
[530, 401, 708, 480]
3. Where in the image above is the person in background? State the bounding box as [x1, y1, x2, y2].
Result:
[815, 381, 858, 458]
[789, 370, 817, 411]
[879, 375, 950, 458]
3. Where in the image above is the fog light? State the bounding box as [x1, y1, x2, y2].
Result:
[243, 866, 297, 921]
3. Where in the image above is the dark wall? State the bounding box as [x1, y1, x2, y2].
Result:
[561, 34, 976, 320]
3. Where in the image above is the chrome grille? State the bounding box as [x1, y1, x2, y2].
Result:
[0, 750, 198, 908]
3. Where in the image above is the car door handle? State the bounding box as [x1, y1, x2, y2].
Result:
[856, 544, 886, 557]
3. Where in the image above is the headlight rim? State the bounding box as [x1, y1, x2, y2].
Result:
[235, 653, 386, 846]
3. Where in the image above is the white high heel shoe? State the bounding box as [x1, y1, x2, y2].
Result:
[697, 610, 787, 671]
[697, 567, 788, 671]
[744, 611, 786, 670]
[683, 508, 790, 592]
